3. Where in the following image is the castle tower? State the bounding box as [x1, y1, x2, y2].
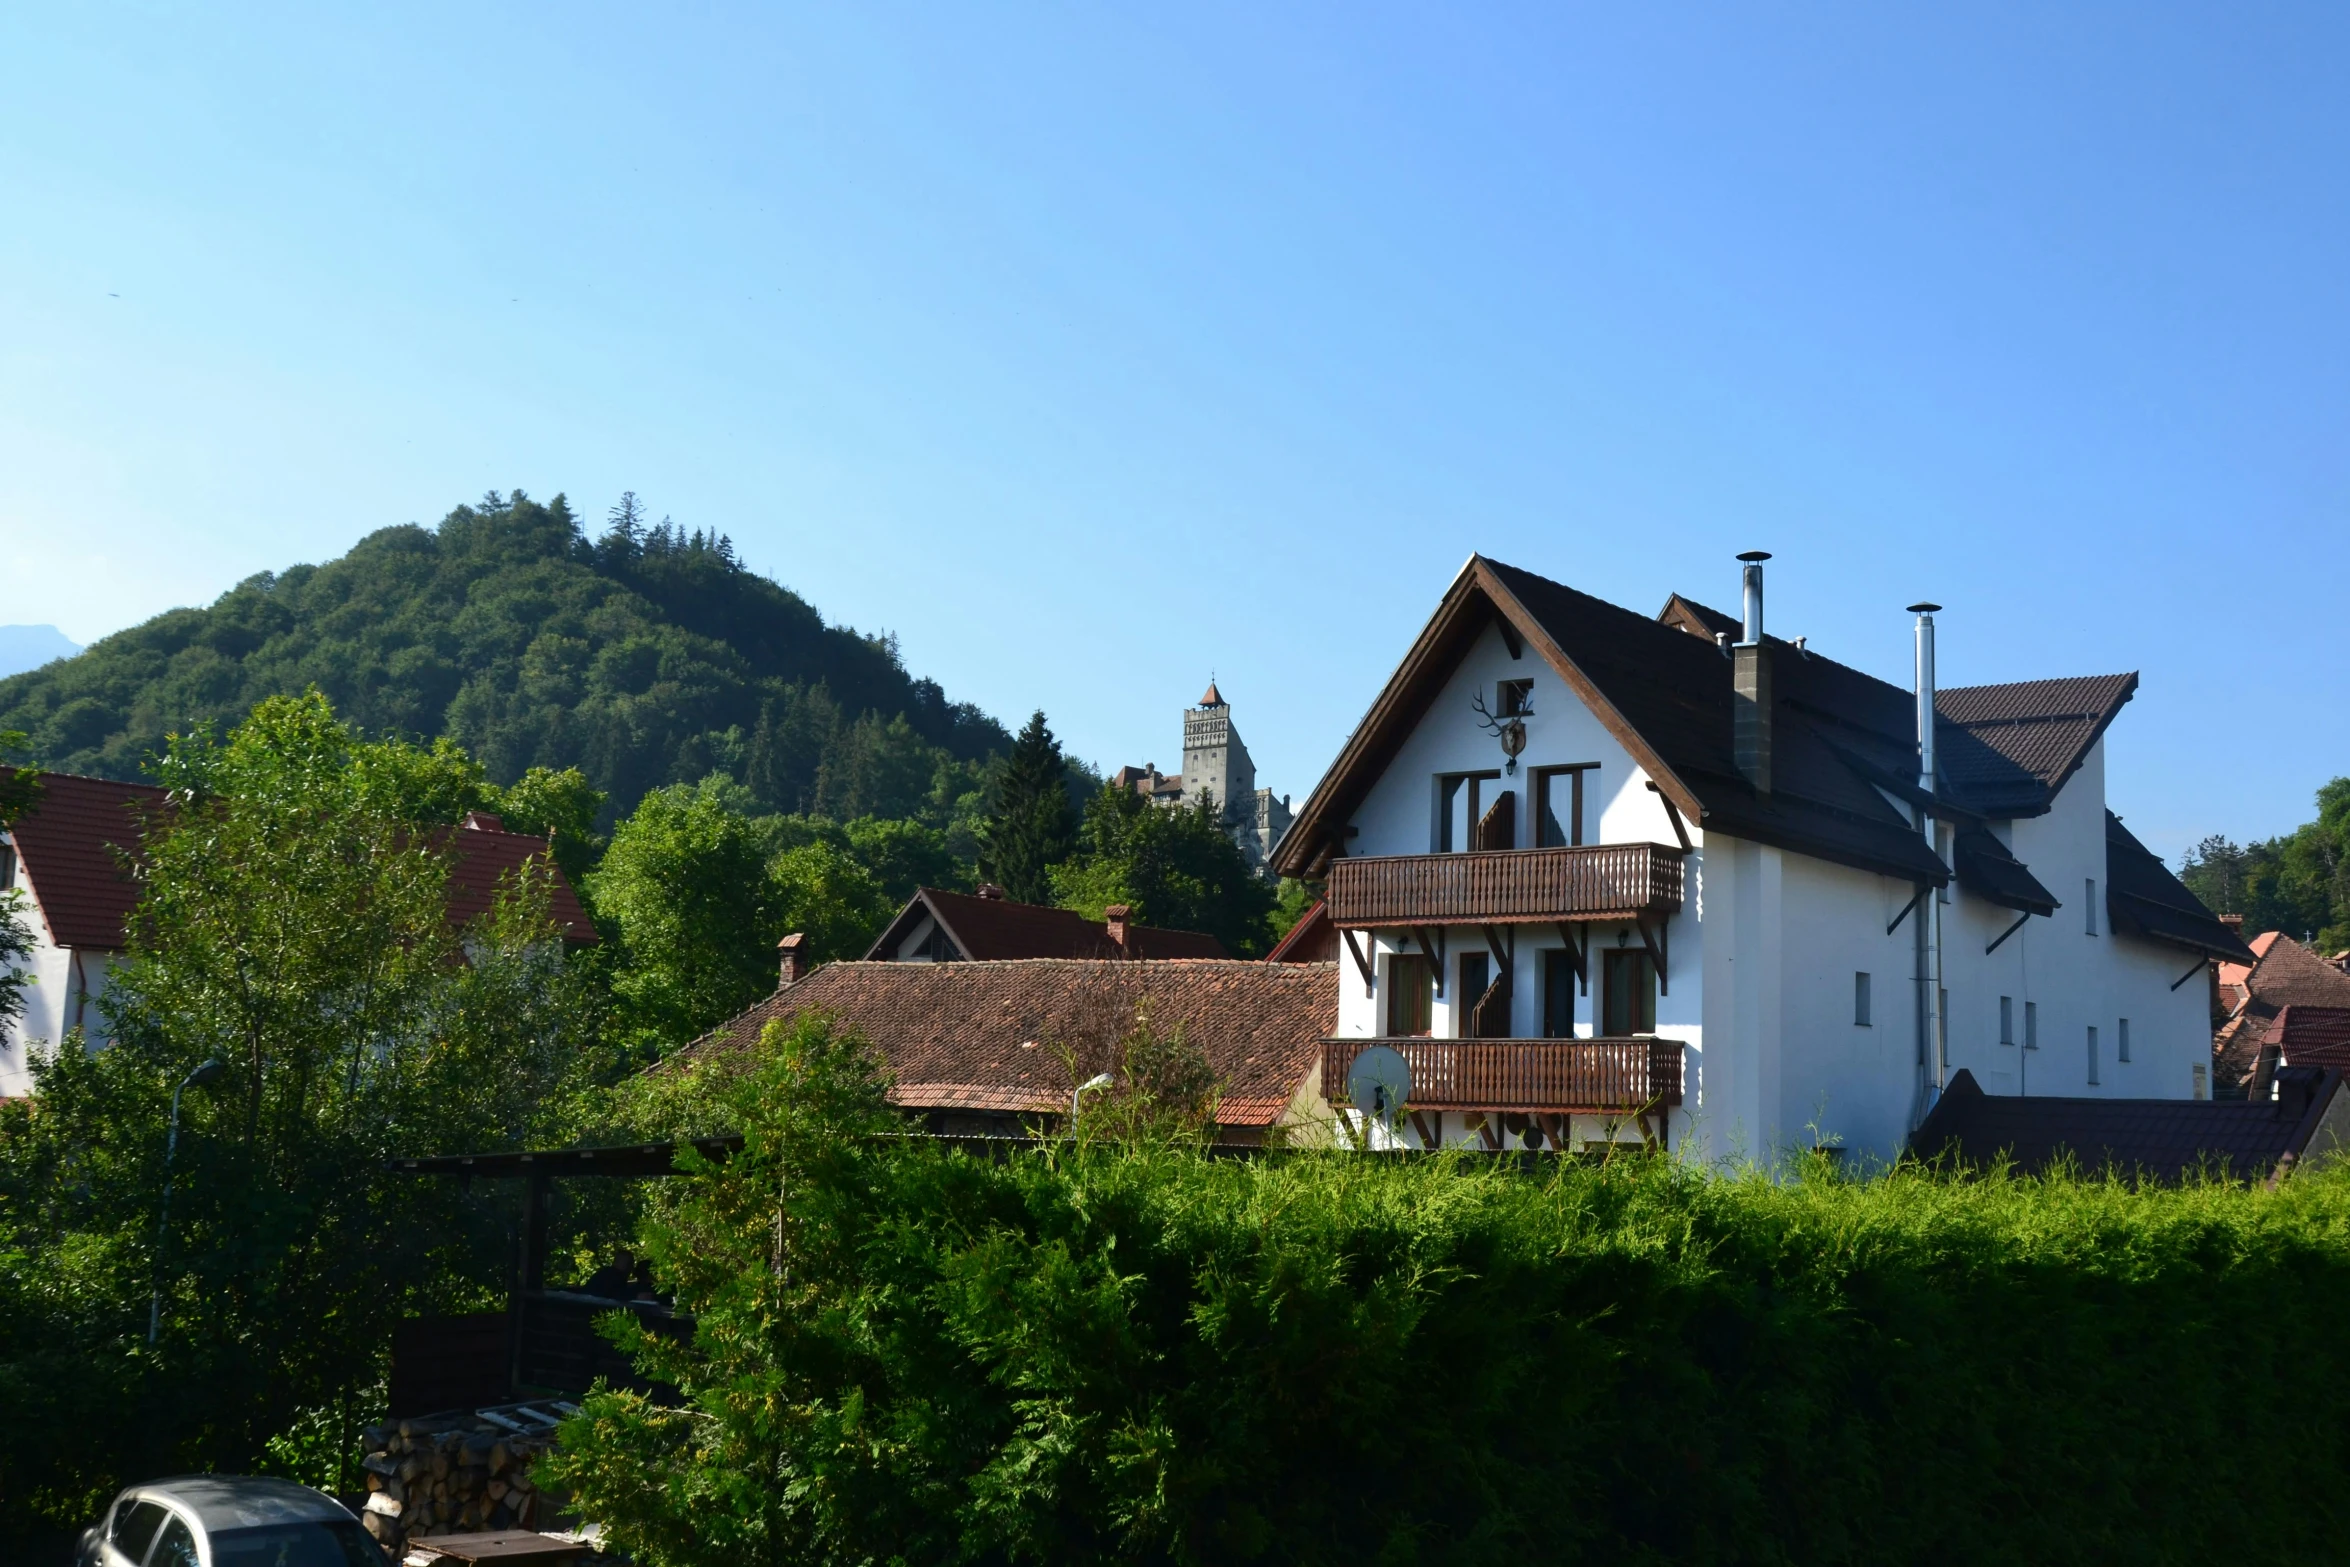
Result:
[1180, 680, 1290, 877]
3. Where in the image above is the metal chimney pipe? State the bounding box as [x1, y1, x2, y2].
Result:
[1910, 604, 1939, 796]
[1907, 601, 1946, 1119]
[1737, 551, 1770, 645]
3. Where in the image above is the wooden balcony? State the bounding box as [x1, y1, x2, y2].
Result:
[1324, 1036, 1684, 1114]
[1327, 843, 1684, 928]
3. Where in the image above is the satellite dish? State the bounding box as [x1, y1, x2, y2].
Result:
[1346, 1045, 1412, 1125]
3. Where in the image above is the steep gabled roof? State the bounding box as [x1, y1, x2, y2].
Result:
[681, 958, 1333, 1127]
[2104, 813, 2256, 964]
[1910, 1066, 2346, 1185]
[1274, 558, 1948, 885]
[1264, 898, 1337, 963]
[1937, 675, 2138, 816]
[2227, 931, 2350, 1012]
[862, 886, 1229, 962]
[439, 819, 598, 945]
[5, 772, 159, 950]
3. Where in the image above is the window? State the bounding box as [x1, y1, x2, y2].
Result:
[0, 841, 14, 890]
[149, 1514, 200, 1567]
[1854, 971, 1872, 1027]
[1386, 955, 1432, 1037]
[2085, 879, 2099, 935]
[1436, 771, 1502, 853]
[1498, 678, 1534, 717]
[2025, 1000, 2039, 1052]
[2000, 995, 2014, 1047]
[112, 1500, 169, 1563]
[2088, 1025, 2100, 1085]
[1459, 951, 1490, 1036]
[2119, 1016, 2131, 1063]
[1602, 947, 1657, 1035]
[1542, 948, 1578, 1037]
[1533, 764, 1598, 848]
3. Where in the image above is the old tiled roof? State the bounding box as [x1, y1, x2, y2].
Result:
[440, 821, 597, 945]
[864, 887, 1228, 963]
[2104, 814, 2254, 963]
[2212, 1011, 2269, 1098]
[5, 772, 161, 951]
[1910, 1066, 2343, 1184]
[5, 771, 592, 950]
[681, 959, 1336, 1126]
[2233, 932, 2350, 1012]
[2269, 1006, 2350, 1069]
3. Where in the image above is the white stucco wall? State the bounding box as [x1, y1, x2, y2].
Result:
[1, 859, 117, 1098]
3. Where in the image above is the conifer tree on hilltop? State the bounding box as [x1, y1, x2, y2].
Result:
[979, 711, 1076, 904]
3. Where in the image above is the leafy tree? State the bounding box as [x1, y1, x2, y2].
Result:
[589, 778, 786, 1052]
[840, 816, 972, 904]
[487, 765, 609, 884]
[0, 729, 35, 1026]
[1270, 877, 1324, 941]
[769, 842, 894, 964]
[0, 693, 601, 1539]
[2182, 776, 2350, 952]
[1052, 783, 1277, 956]
[978, 711, 1076, 903]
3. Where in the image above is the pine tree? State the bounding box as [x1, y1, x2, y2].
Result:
[978, 711, 1076, 903]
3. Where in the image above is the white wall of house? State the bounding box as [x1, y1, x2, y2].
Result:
[0, 858, 117, 1098]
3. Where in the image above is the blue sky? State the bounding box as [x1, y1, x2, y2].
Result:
[5, 3, 2344, 860]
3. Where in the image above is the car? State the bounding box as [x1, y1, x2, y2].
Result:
[76, 1475, 388, 1567]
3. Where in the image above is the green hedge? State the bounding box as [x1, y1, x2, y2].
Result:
[546, 1020, 2350, 1566]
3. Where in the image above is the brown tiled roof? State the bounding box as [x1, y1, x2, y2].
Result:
[1910, 1066, 2342, 1184]
[2266, 1005, 2350, 1066]
[2104, 813, 2254, 963]
[5, 771, 592, 950]
[2236, 932, 2350, 1012]
[863, 887, 1227, 962]
[681, 959, 1336, 1127]
[2212, 1011, 2268, 1097]
[1934, 675, 2138, 816]
[6, 772, 161, 951]
[439, 821, 597, 945]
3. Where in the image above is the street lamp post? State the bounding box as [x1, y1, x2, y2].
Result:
[1069, 1073, 1113, 1135]
[149, 1058, 225, 1345]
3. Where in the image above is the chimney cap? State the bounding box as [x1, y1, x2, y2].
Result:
[777, 932, 807, 951]
[1907, 602, 1942, 614]
[1736, 550, 1772, 563]
[976, 882, 1007, 900]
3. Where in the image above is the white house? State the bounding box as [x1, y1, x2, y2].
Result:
[1273, 554, 2249, 1166]
[1, 778, 598, 1098]
[0, 771, 154, 1096]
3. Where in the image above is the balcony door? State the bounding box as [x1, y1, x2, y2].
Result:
[1386, 954, 1433, 1037]
[1437, 771, 1503, 853]
[1601, 948, 1656, 1036]
[1458, 951, 1511, 1038]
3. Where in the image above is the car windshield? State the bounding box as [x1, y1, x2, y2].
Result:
[207, 1521, 384, 1567]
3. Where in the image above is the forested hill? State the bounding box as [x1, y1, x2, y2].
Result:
[0, 491, 1011, 821]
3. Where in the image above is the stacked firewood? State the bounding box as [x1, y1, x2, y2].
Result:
[356, 1408, 562, 1552]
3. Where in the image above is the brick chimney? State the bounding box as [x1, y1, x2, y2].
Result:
[778, 932, 809, 986]
[2220, 913, 2244, 931]
[976, 882, 1007, 901]
[462, 810, 506, 832]
[1103, 905, 1132, 955]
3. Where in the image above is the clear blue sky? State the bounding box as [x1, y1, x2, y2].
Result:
[6, 3, 2345, 861]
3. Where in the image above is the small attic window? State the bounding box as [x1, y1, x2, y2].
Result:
[1498, 679, 1533, 718]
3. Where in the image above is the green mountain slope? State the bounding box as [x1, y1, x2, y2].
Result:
[0, 491, 1009, 821]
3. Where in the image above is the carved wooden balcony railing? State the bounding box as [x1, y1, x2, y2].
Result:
[1327, 843, 1684, 928]
[1324, 1036, 1684, 1114]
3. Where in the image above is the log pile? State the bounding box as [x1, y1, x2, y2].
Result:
[357, 1404, 567, 1554]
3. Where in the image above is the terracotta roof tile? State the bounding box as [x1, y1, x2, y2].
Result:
[5, 773, 161, 951]
[865, 887, 1227, 962]
[681, 959, 1336, 1127]
[2267, 1006, 2350, 1065]
[5, 771, 593, 950]
[2238, 933, 2350, 1012]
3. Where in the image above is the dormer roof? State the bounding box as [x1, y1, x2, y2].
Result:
[862, 886, 1229, 962]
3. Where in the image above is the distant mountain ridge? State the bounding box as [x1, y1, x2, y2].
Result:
[0, 625, 80, 679]
[0, 492, 1009, 822]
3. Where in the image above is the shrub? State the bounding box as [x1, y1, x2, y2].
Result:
[549, 1028, 2350, 1566]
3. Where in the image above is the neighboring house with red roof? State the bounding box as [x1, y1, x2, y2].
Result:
[1271, 553, 2251, 1162]
[2211, 930, 2350, 1098]
[0, 781, 593, 1097]
[683, 957, 1336, 1142]
[861, 884, 1228, 964]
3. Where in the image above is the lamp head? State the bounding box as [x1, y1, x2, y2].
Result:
[185, 1058, 226, 1089]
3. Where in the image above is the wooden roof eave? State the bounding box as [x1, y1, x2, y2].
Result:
[1271, 557, 1708, 879]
